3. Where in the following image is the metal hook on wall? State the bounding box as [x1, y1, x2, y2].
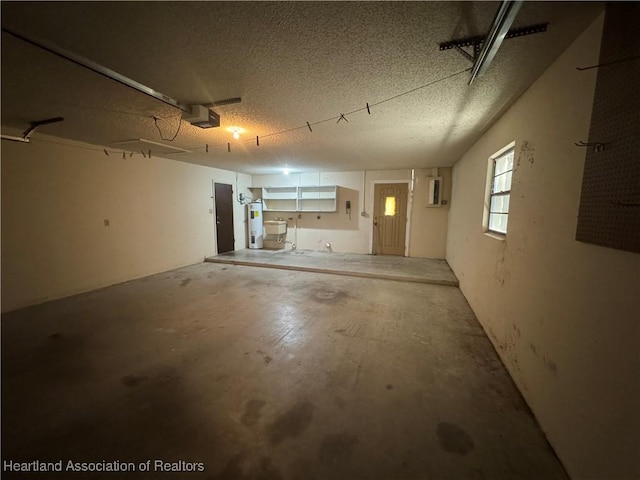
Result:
[576, 55, 640, 71]
[575, 140, 605, 153]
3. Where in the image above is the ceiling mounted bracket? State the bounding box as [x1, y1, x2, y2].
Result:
[453, 44, 475, 63]
[468, 0, 522, 85]
[1, 117, 64, 143]
[440, 21, 548, 69]
[203, 97, 242, 108]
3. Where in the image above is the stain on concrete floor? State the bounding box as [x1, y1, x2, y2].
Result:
[311, 289, 348, 303]
[437, 422, 475, 455]
[318, 432, 359, 465]
[241, 399, 266, 427]
[1, 262, 568, 480]
[267, 400, 315, 446]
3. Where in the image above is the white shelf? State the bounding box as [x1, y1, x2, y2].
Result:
[298, 185, 336, 199]
[262, 185, 337, 212]
[262, 186, 297, 199]
[298, 198, 336, 211]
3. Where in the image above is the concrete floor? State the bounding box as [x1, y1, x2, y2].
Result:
[2, 260, 567, 480]
[206, 250, 459, 286]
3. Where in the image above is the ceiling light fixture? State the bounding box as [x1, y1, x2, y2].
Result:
[228, 127, 242, 140]
[283, 168, 290, 175]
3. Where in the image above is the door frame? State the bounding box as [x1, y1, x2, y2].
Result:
[368, 180, 413, 256]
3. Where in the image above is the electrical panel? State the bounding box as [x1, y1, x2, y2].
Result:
[427, 177, 442, 207]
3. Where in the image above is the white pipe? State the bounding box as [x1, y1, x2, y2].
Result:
[361, 170, 367, 216]
[293, 218, 298, 250]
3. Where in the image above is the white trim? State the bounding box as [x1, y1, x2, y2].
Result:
[491, 141, 516, 160]
[483, 141, 516, 235]
[484, 231, 506, 241]
[211, 180, 219, 255]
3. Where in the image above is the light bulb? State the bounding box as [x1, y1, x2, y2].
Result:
[233, 131, 239, 139]
[283, 168, 290, 175]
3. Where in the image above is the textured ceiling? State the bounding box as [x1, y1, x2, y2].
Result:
[1, 1, 603, 174]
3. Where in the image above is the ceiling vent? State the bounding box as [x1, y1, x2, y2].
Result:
[182, 105, 221, 129]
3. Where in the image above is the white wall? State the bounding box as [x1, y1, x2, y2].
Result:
[446, 14, 639, 479]
[409, 168, 451, 259]
[253, 171, 368, 253]
[252, 168, 450, 258]
[1, 135, 251, 312]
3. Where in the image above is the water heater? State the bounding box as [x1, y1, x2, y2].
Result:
[248, 202, 264, 249]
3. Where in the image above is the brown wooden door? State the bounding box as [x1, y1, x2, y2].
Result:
[373, 183, 408, 256]
[214, 183, 235, 254]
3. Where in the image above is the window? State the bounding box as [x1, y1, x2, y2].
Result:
[487, 146, 514, 235]
[384, 196, 397, 216]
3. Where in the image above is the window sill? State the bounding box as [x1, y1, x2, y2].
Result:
[484, 231, 506, 241]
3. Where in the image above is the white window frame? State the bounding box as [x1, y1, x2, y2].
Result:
[483, 142, 515, 238]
